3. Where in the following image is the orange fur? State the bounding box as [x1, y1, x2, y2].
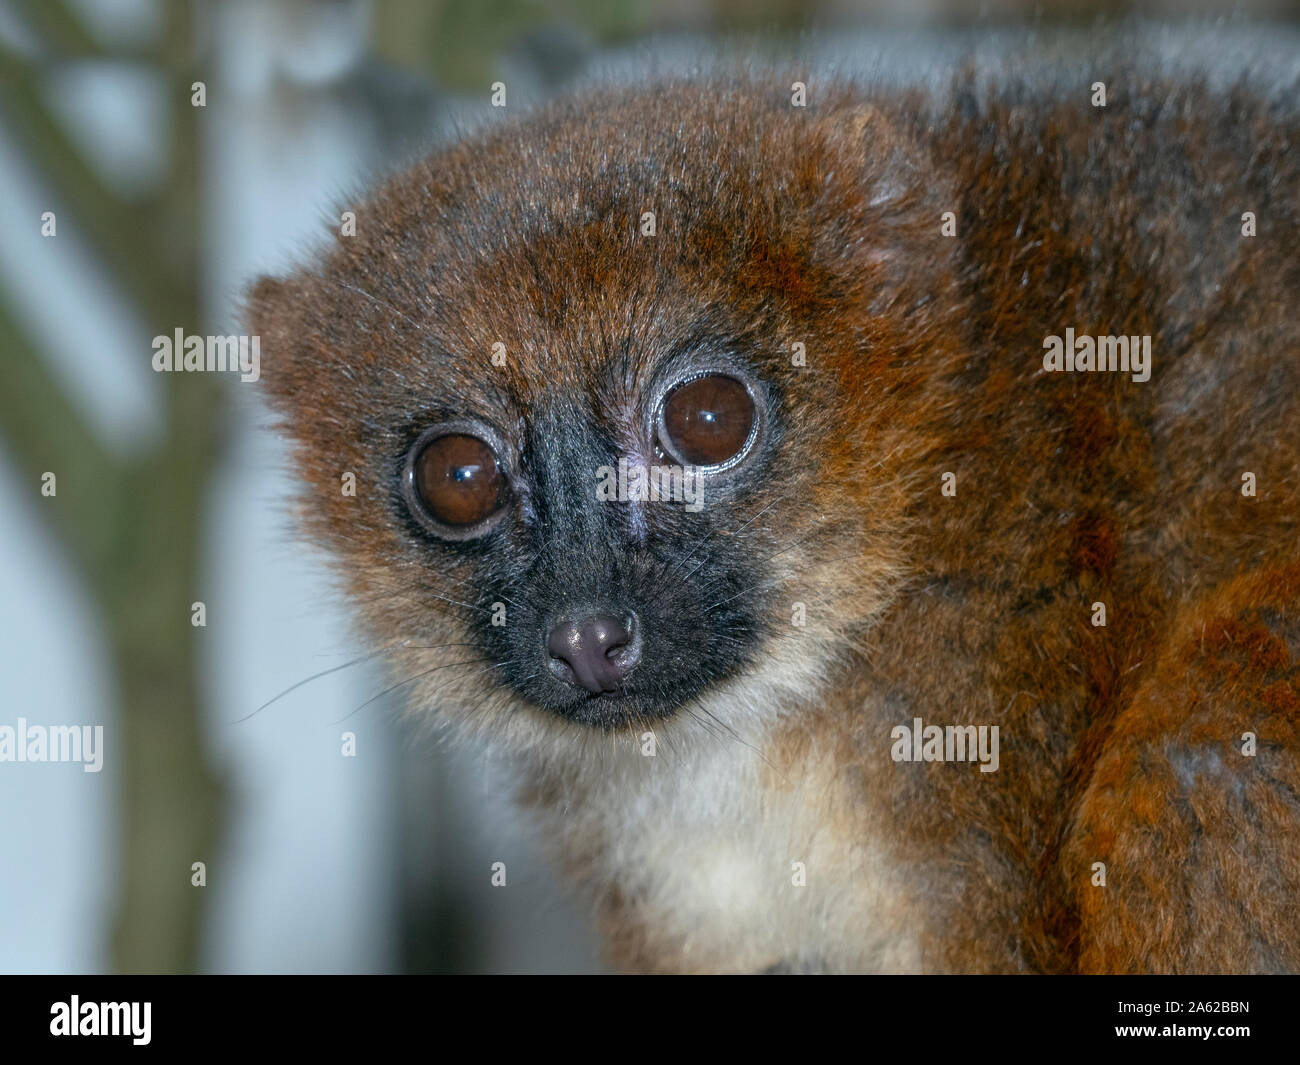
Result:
[252, 62, 1300, 972]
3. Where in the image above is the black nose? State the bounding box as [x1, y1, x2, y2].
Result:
[546, 612, 640, 693]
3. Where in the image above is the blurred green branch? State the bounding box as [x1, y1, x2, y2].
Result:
[11, 0, 105, 58]
[0, 2, 223, 973]
[0, 54, 186, 325]
[0, 299, 120, 573]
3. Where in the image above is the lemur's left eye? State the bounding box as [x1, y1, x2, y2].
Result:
[403, 425, 510, 539]
[416, 434, 503, 526]
[658, 374, 756, 468]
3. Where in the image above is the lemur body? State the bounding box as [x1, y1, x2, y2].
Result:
[254, 49, 1300, 972]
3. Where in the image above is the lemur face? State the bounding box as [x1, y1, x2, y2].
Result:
[252, 81, 954, 735]
[389, 345, 777, 728]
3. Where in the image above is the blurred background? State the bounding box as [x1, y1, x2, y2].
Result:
[0, 0, 1295, 974]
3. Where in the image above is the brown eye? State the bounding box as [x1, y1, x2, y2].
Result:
[659, 374, 756, 467]
[412, 433, 506, 529]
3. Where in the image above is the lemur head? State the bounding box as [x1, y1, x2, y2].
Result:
[252, 78, 958, 738]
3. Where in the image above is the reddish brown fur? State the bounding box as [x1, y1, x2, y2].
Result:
[252, 62, 1299, 973]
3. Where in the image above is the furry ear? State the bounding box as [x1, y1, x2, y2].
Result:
[246, 274, 293, 341]
[810, 102, 906, 196]
[245, 274, 309, 408]
[806, 100, 957, 311]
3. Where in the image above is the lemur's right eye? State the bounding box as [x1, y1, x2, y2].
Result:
[404, 428, 509, 538]
[658, 373, 756, 469]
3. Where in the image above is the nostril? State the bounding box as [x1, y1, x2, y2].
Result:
[604, 615, 635, 657]
[547, 611, 641, 693]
